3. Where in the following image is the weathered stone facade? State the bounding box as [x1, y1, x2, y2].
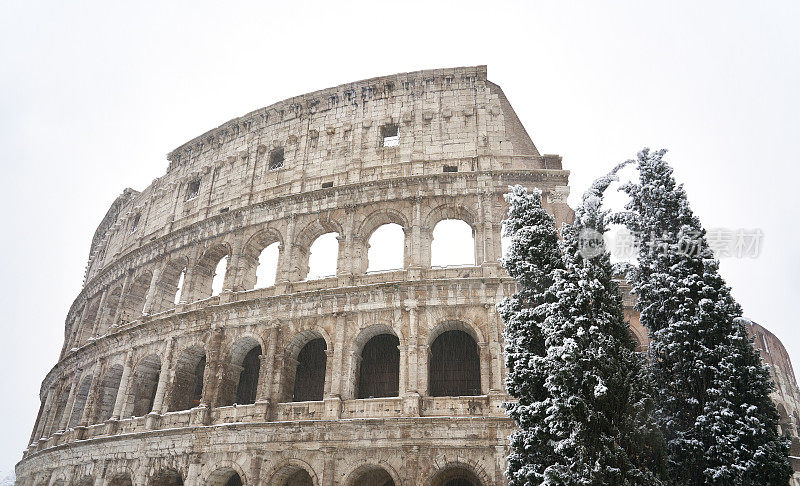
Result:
[16, 66, 800, 486]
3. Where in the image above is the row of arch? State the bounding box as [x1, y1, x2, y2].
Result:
[69, 202, 509, 352]
[35, 320, 487, 443]
[36, 460, 486, 486]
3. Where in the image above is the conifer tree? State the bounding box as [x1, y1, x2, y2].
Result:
[501, 180, 667, 485]
[616, 148, 790, 485]
[499, 185, 564, 485]
[534, 169, 667, 485]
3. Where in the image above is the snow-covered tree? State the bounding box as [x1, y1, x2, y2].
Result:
[616, 148, 790, 485]
[499, 185, 564, 484]
[500, 179, 667, 485]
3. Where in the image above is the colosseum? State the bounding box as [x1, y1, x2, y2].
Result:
[16, 66, 800, 486]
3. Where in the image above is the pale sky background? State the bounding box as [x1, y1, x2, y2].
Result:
[1, 0, 799, 478]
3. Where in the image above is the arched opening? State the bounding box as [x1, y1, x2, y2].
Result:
[108, 475, 133, 486]
[293, 338, 327, 402]
[366, 223, 405, 272]
[255, 242, 280, 288]
[192, 245, 230, 301]
[149, 258, 187, 313]
[47, 388, 70, 435]
[170, 346, 206, 411]
[99, 285, 123, 334]
[429, 330, 481, 397]
[68, 375, 92, 428]
[207, 469, 243, 486]
[357, 334, 400, 399]
[431, 219, 475, 267]
[235, 346, 262, 405]
[306, 232, 339, 280]
[122, 270, 153, 321]
[241, 231, 283, 290]
[350, 466, 395, 486]
[211, 256, 229, 296]
[97, 364, 124, 422]
[129, 355, 161, 417]
[430, 466, 483, 486]
[501, 221, 511, 259]
[150, 469, 183, 486]
[78, 298, 100, 344]
[268, 464, 315, 486]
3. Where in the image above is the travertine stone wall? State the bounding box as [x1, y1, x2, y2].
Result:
[19, 66, 574, 486]
[18, 66, 800, 486]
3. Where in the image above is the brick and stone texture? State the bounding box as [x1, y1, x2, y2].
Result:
[16, 66, 800, 486]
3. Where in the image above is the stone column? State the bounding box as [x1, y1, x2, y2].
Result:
[277, 216, 296, 283]
[478, 342, 492, 395]
[257, 327, 277, 403]
[110, 354, 133, 420]
[33, 389, 55, 441]
[111, 271, 133, 326]
[59, 380, 79, 431]
[223, 237, 244, 292]
[80, 359, 104, 427]
[90, 289, 108, 337]
[150, 338, 175, 414]
[141, 264, 163, 315]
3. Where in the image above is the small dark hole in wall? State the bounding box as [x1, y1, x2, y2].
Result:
[269, 147, 285, 170]
[380, 124, 399, 147]
[321, 181, 334, 189]
[186, 178, 201, 200]
[443, 165, 458, 173]
[220, 207, 229, 213]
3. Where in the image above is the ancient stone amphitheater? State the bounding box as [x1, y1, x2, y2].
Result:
[17, 66, 800, 486]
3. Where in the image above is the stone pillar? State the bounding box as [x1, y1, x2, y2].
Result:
[34, 389, 55, 441]
[224, 237, 245, 292]
[90, 289, 108, 337]
[150, 338, 175, 415]
[141, 264, 162, 315]
[111, 271, 133, 326]
[277, 216, 296, 283]
[327, 313, 346, 398]
[257, 327, 277, 403]
[80, 359, 104, 427]
[398, 345, 408, 396]
[110, 354, 133, 420]
[59, 380, 79, 431]
[478, 342, 492, 395]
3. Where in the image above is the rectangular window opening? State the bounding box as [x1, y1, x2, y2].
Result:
[321, 181, 334, 189]
[443, 165, 458, 173]
[380, 124, 399, 147]
[186, 179, 201, 200]
[269, 147, 285, 170]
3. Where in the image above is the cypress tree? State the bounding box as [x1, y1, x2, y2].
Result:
[616, 148, 790, 485]
[499, 185, 564, 485]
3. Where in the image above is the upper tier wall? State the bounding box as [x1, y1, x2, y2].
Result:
[83, 65, 561, 286]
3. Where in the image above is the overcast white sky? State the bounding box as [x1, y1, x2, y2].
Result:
[1, 0, 799, 477]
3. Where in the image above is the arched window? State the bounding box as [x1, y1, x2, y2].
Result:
[108, 475, 133, 486]
[429, 330, 481, 396]
[255, 242, 280, 288]
[150, 470, 183, 486]
[99, 286, 123, 334]
[207, 469, 242, 486]
[269, 465, 315, 486]
[211, 256, 228, 296]
[174, 268, 185, 305]
[170, 346, 206, 411]
[129, 355, 161, 417]
[97, 364, 124, 422]
[235, 346, 262, 405]
[351, 466, 395, 486]
[431, 219, 475, 267]
[122, 271, 152, 320]
[47, 388, 70, 435]
[430, 467, 483, 486]
[367, 223, 404, 272]
[501, 222, 511, 259]
[68, 375, 92, 428]
[306, 232, 339, 280]
[357, 334, 400, 399]
[293, 338, 327, 402]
